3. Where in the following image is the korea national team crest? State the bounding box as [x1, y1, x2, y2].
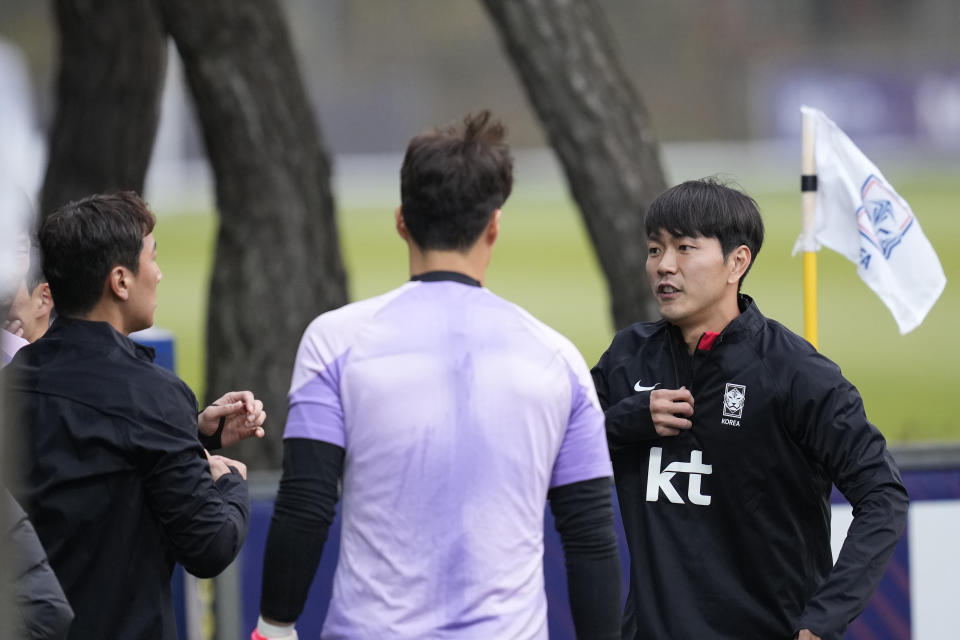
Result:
[722, 383, 746, 426]
[856, 175, 914, 271]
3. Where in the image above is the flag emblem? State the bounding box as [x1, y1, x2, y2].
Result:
[857, 175, 915, 269]
[722, 383, 746, 419]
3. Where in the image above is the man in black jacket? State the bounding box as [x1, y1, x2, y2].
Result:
[6, 192, 257, 640]
[592, 179, 908, 640]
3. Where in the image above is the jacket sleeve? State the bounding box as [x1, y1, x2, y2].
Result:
[592, 351, 659, 447]
[131, 385, 251, 579]
[6, 491, 74, 640]
[785, 353, 908, 640]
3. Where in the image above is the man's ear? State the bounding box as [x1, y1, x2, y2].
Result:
[395, 206, 409, 242]
[485, 209, 502, 246]
[36, 283, 53, 315]
[727, 245, 752, 284]
[107, 266, 130, 301]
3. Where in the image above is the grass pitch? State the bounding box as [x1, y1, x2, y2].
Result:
[152, 174, 959, 443]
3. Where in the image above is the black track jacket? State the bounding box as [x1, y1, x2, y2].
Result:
[592, 296, 907, 640]
[6, 317, 250, 640]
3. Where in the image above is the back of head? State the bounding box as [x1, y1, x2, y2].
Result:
[400, 110, 513, 251]
[39, 192, 155, 317]
[645, 178, 765, 288]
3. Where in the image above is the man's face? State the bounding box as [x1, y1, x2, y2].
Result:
[8, 280, 52, 343]
[125, 233, 162, 333]
[646, 229, 734, 329]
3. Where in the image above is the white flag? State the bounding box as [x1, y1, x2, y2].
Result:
[796, 106, 946, 334]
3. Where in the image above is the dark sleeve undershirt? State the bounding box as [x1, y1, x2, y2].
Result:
[261, 441, 621, 633]
[259, 438, 344, 623]
[548, 476, 621, 640]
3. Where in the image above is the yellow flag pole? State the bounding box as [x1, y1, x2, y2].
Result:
[801, 110, 819, 350]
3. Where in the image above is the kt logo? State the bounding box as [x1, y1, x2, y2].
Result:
[645, 447, 712, 506]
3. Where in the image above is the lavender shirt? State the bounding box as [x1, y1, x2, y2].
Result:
[284, 280, 612, 639]
[1, 329, 28, 366]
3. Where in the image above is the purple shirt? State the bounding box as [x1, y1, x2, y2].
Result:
[284, 280, 612, 639]
[1, 329, 28, 366]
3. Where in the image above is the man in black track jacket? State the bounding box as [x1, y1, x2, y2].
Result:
[592, 179, 908, 640]
[6, 192, 261, 640]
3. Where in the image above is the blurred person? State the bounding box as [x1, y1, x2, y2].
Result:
[5, 191, 259, 640]
[3, 491, 73, 639]
[1, 177, 73, 639]
[253, 112, 620, 640]
[592, 179, 908, 640]
[1, 191, 30, 363]
[5, 242, 53, 343]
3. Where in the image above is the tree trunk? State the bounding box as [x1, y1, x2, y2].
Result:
[40, 0, 167, 217]
[482, 0, 668, 329]
[160, 0, 348, 470]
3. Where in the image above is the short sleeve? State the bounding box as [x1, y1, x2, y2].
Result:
[550, 367, 614, 489]
[283, 316, 349, 448]
[284, 353, 347, 448]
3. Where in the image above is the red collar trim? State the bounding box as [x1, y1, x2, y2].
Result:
[697, 331, 721, 351]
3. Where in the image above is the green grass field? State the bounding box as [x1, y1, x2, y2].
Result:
[153, 174, 959, 443]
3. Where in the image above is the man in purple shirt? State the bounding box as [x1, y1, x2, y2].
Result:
[254, 112, 620, 639]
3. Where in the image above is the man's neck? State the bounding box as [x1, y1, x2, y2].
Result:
[408, 248, 488, 285]
[676, 297, 742, 355]
[80, 305, 128, 336]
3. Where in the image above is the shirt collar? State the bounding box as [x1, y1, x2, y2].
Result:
[48, 316, 157, 362]
[410, 271, 482, 287]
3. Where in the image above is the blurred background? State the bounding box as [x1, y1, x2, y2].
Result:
[2, 0, 958, 441]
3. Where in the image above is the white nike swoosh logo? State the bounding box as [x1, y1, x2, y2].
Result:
[634, 381, 660, 392]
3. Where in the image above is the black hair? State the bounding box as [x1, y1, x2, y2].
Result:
[24, 240, 46, 291]
[38, 191, 156, 317]
[400, 110, 513, 251]
[645, 178, 764, 289]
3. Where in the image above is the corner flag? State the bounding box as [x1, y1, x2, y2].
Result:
[796, 106, 946, 335]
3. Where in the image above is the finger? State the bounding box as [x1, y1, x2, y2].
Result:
[657, 414, 692, 430]
[251, 408, 267, 428]
[670, 401, 694, 418]
[247, 399, 264, 423]
[654, 388, 692, 402]
[205, 401, 245, 419]
[216, 390, 255, 411]
[231, 390, 256, 414]
[656, 426, 681, 437]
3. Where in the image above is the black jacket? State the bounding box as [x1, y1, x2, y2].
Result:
[592, 296, 908, 640]
[6, 317, 250, 640]
[5, 490, 74, 639]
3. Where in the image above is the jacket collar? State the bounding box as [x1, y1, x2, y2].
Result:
[720, 294, 765, 342]
[47, 316, 157, 362]
[664, 294, 764, 348]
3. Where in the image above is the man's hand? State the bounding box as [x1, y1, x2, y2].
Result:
[3, 318, 24, 337]
[796, 630, 821, 640]
[649, 387, 694, 437]
[206, 450, 248, 481]
[199, 390, 267, 448]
